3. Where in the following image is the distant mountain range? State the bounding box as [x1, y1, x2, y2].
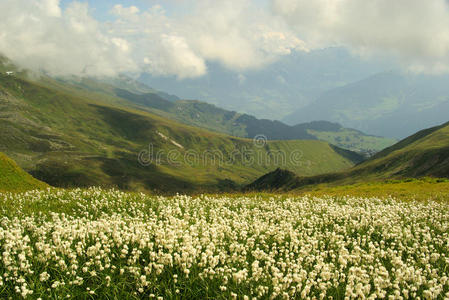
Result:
[113, 88, 395, 155]
[247, 121, 449, 191]
[138, 49, 449, 141]
[138, 48, 391, 120]
[284, 72, 449, 139]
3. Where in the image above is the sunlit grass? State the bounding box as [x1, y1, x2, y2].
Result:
[296, 178, 449, 202]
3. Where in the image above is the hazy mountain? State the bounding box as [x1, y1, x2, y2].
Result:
[138, 48, 391, 120]
[284, 72, 449, 138]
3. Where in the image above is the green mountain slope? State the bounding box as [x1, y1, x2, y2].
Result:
[0, 72, 360, 193]
[115, 89, 395, 154]
[33, 70, 393, 155]
[247, 121, 449, 191]
[352, 121, 449, 178]
[0, 152, 47, 192]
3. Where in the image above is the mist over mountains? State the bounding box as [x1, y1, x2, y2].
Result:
[284, 71, 449, 138]
[139, 47, 449, 139]
[139, 48, 392, 120]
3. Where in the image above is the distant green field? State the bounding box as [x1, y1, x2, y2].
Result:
[308, 129, 396, 154]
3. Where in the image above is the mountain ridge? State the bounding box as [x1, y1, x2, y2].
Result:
[114, 88, 395, 155]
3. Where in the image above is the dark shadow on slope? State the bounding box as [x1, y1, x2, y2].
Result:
[330, 145, 365, 164]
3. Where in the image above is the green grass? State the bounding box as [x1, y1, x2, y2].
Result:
[349, 121, 449, 179]
[247, 121, 449, 192]
[0, 152, 47, 192]
[294, 178, 449, 202]
[112, 88, 394, 154]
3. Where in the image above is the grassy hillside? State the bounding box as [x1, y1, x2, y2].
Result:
[31, 71, 393, 155]
[0, 72, 360, 193]
[246, 121, 449, 191]
[115, 89, 394, 154]
[351, 121, 449, 178]
[0, 152, 47, 192]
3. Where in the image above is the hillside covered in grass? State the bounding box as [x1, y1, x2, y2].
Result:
[0, 152, 47, 192]
[113, 88, 395, 155]
[247, 121, 449, 191]
[0, 71, 362, 193]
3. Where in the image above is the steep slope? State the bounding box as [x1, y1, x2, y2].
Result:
[0, 152, 47, 192]
[352, 121, 449, 178]
[247, 121, 449, 191]
[116, 89, 394, 154]
[0, 72, 360, 193]
[284, 72, 449, 138]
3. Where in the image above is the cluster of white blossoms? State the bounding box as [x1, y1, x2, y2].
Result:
[0, 188, 448, 299]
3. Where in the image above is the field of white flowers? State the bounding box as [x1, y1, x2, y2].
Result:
[0, 188, 448, 299]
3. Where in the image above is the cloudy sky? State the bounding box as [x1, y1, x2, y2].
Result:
[1, 0, 449, 77]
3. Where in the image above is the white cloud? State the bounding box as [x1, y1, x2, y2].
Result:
[111, 4, 140, 17]
[143, 34, 207, 79]
[4, 0, 448, 78]
[0, 0, 306, 78]
[0, 0, 137, 77]
[182, 0, 307, 71]
[105, 4, 207, 78]
[38, 0, 62, 17]
[104, 0, 306, 77]
[271, 0, 449, 73]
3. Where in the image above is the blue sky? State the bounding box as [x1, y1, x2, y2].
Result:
[60, 0, 152, 20]
[60, 0, 270, 20]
